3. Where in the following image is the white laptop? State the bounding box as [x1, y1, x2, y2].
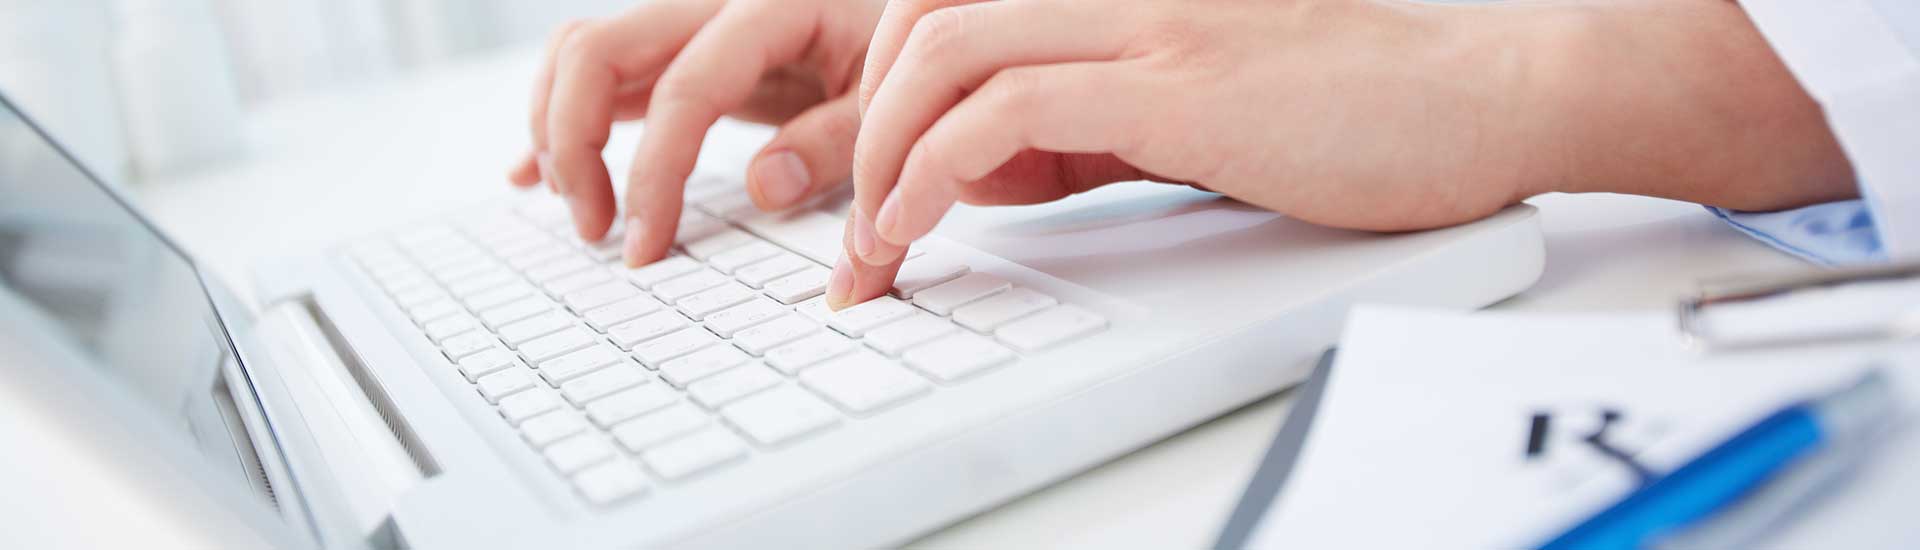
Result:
[0, 91, 1543, 548]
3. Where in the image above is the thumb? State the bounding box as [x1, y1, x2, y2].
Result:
[746, 94, 860, 211]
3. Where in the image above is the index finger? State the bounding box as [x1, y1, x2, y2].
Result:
[857, 0, 986, 114]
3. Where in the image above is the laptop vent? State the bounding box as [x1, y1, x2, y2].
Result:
[301, 299, 441, 477]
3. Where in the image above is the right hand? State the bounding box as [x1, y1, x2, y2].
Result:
[507, 0, 888, 267]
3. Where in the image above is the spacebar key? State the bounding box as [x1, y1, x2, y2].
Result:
[738, 210, 844, 265]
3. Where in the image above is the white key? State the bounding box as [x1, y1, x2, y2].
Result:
[720, 386, 840, 446]
[904, 332, 1016, 382]
[607, 311, 690, 350]
[734, 253, 811, 288]
[794, 295, 835, 323]
[799, 351, 930, 414]
[478, 296, 552, 329]
[674, 211, 729, 243]
[446, 270, 516, 298]
[703, 298, 788, 337]
[732, 315, 819, 355]
[476, 367, 536, 403]
[408, 299, 462, 324]
[658, 345, 749, 386]
[676, 282, 757, 320]
[498, 390, 561, 425]
[653, 269, 729, 303]
[585, 384, 678, 427]
[735, 210, 844, 265]
[826, 296, 916, 337]
[583, 295, 663, 331]
[537, 344, 626, 384]
[493, 235, 557, 260]
[507, 246, 573, 271]
[889, 255, 969, 299]
[682, 229, 755, 260]
[687, 364, 781, 408]
[694, 189, 758, 220]
[456, 349, 522, 381]
[764, 331, 856, 375]
[707, 242, 781, 274]
[518, 326, 599, 363]
[573, 460, 649, 505]
[495, 311, 573, 347]
[422, 314, 479, 343]
[611, 404, 709, 451]
[431, 259, 496, 283]
[526, 255, 595, 282]
[561, 364, 651, 406]
[440, 332, 499, 360]
[564, 281, 639, 313]
[863, 313, 959, 356]
[641, 427, 747, 480]
[632, 327, 720, 367]
[582, 235, 626, 263]
[763, 267, 829, 304]
[994, 305, 1108, 351]
[543, 268, 613, 296]
[910, 272, 1010, 315]
[624, 255, 702, 289]
[951, 287, 1056, 331]
[520, 410, 589, 448]
[393, 286, 449, 308]
[545, 434, 617, 474]
[466, 283, 534, 311]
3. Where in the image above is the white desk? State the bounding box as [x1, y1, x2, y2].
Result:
[118, 45, 1804, 547]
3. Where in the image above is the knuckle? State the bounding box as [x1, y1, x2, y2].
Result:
[555, 24, 607, 65]
[982, 68, 1042, 113]
[908, 7, 972, 56]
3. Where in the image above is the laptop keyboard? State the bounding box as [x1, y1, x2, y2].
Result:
[348, 197, 1108, 506]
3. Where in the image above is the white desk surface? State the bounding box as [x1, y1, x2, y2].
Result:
[88, 45, 1803, 547]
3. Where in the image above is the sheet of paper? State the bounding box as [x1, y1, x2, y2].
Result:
[1245, 306, 1920, 548]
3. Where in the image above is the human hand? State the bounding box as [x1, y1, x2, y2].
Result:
[508, 0, 887, 267]
[825, 0, 1854, 310]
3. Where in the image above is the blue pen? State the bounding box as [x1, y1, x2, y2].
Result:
[1540, 370, 1897, 550]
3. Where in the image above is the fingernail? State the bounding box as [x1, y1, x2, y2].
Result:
[826, 255, 854, 310]
[751, 151, 810, 209]
[874, 191, 904, 244]
[853, 209, 877, 261]
[537, 152, 558, 193]
[621, 215, 644, 267]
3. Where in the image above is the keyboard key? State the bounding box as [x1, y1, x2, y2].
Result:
[693, 189, 758, 220]
[675, 210, 729, 243]
[736, 209, 844, 265]
[518, 326, 599, 364]
[653, 268, 730, 303]
[422, 314, 479, 343]
[463, 282, 534, 311]
[526, 255, 596, 282]
[708, 242, 781, 273]
[543, 268, 614, 296]
[721, 386, 840, 446]
[763, 267, 829, 304]
[585, 384, 679, 427]
[687, 364, 781, 408]
[445, 270, 516, 298]
[537, 344, 626, 384]
[904, 332, 1016, 382]
[624, 255, 702, 289]
[607, 311, 690, 350]
[676, 282, 757, 320]
[994, 304, 1108, 352]
[732, 315, 820, 355]
[864, 313, 959, 356]
[683, 229, 755, 260]
[641, 427, 747, 480]
[560, 364, 650, 405]
[545, 434, 617, 474]
[393, 286, 449, 308]
[456, 348, 522, 381]
[573, 460, 649, 505]
[498, 390, 561, 425]
[495, 310, 574, 347]
[441, 332, 499, 360]
[476, 367, 536, 403]
[507, 246, 573, 271]
[889, 254, 969, 299]
[658, 345, 749, 387]
[951, 287, 1056, 331]
[764, 331, 856, 375]
[611, 404, 710, 451]
[563, 281, 639, 313]
[911, 272, 1010, 315]
[430, 258, 496, 283]
[703, 298, 788, 337]
[582, 296, 664, 331]
[520, 410, 589, 448]
[826, 296, 916, 337]
[800, 351, 931, 414]
[794, 295, 834, 323]
[583, 234, 626, 263]
[632, 327, 720, 367]
[733, 253, 811, 288]
[478, 296, 552, 329]
[408, 299, 462, 324]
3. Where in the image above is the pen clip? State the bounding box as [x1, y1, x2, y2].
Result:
[1678, 262, 1920, 352]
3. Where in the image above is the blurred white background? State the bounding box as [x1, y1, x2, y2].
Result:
[0, 0, 629, 184]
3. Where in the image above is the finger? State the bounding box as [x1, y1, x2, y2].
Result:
[621, 0, 822, 266]
[747, 94, 861, 212]
[877, 62, 1148, 245]
[509, 150, 541, 188]
[858, 0, 985, 113]
[852, 1, 1132, 263]
[546, 1, 723, 240]
[826, 220, 906, 311]
[511, 20, 588, 187]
